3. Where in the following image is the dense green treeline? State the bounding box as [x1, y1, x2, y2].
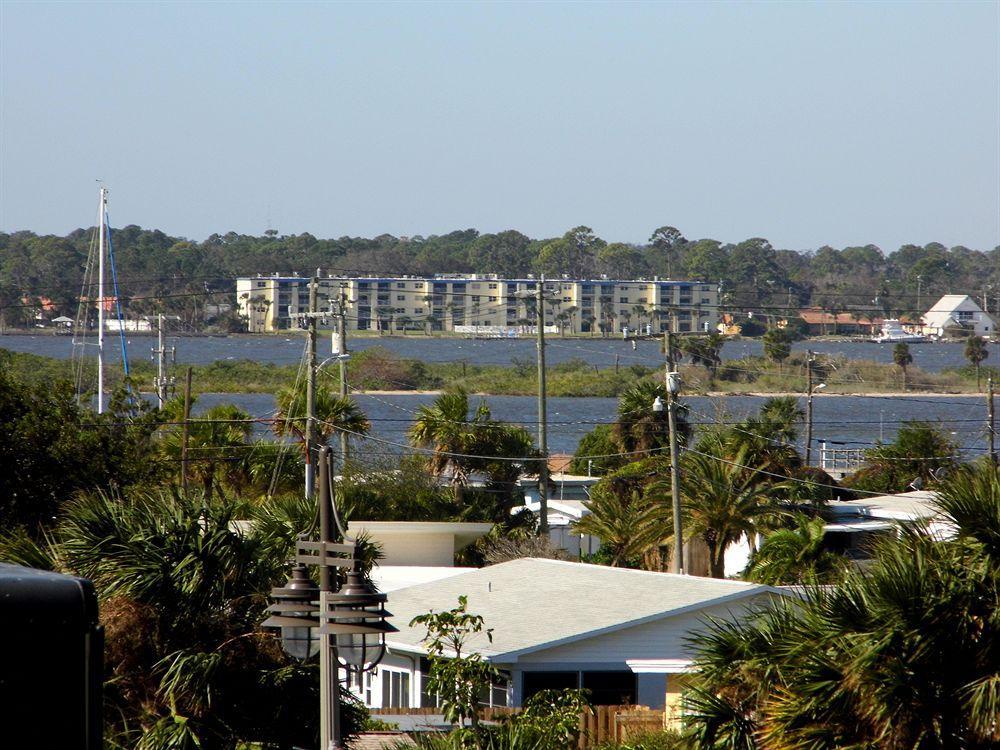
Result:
[2, 224, 997, 327]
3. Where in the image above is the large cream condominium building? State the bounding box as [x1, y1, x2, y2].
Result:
[236, 274, 719, 336]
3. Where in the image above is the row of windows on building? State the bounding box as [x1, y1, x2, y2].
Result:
[351, 664, 638, 709]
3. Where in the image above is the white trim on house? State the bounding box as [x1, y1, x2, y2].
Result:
[626, 659, 695, 674]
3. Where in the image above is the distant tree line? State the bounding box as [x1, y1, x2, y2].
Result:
[1, 224, 997, 328]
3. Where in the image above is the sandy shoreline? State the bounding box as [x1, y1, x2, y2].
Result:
[352, 389, 983, 398]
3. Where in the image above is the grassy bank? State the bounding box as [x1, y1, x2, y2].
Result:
[2, 347, 995, 398]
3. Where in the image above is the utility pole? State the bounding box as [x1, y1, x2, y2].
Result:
[988, 376, 996, 466]
[336, 284, 350, 470]
[181, 366, 192, 493]
[662, 331, 684, 575]
[805, 350, 814, 465]
[316, 447, 344, 750]
[152, 313, 175, 409]
[305, 274, 318, 501]
[536, 276, 549, 535]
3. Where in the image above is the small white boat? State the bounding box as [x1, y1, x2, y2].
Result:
[871, 319, 926, 343]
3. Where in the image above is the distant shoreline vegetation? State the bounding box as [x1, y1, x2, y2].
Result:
[4, 347, 995, 397]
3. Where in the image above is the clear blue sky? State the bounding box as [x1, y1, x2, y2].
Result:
[1, 1, 997, 251]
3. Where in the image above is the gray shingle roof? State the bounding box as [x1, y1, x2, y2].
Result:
[383, 558, 777, 660]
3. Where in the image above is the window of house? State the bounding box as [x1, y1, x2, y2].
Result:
[489, 283, 498, 289]
[472, 296, 481, 302]
[352, 670, 374, 705]
[563, 296, 571, 302]
[397, 295, 406, 301]
[256, 281, 266, 288]
[582, 671, 636, 705]
[413, 309, 423, 314]
[523, 672, 578, 701]
[380, 669, 410, 708]
[394, 307, 405, 314]
[471, 283, 481, 289]
[489, 296, 498, 302]
[619, 297, 628, 304]
[396, 282, 406, 288]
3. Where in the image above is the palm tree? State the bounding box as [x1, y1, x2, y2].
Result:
[650, 445, 786, 577]
[161, 402, 254, 500]
[964, 335, 989, 390]
[685, 461, 1000, 748]
[409, 388, 536, 511]
[563, 304, 579, 335]
[375, 305, 394, 335]
[929, 460, 1000, 557]
[273, 384, 370, 464]
[613, 381, 689, 456]
[396, 315, 412, 334]
[744, 514, 845, 584]
[632, 304, 648, 332]
[758, 396, 804, 443]
[423, 313, 440, 336]
[893, 342, 914, 390]
[573, 465, 664, 567]
[0, 489, 363, 749]
[409, 390, 483, 492]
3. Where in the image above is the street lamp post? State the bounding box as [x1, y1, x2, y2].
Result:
[263, 447, 396, 750]
[653, 370, 684, 574]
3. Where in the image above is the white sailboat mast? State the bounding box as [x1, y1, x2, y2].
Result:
[97, 187, 106, 414]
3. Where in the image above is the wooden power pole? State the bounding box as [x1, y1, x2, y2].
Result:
[536, 276, 549, 535]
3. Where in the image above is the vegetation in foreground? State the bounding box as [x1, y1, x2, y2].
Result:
[684, 463, 1000, 749]
[2, 352, 998, 749]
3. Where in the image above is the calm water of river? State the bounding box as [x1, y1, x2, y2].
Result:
[190, 392, 991, 463]
[0, 333, 989, 373]
[5, 334, 991, 459]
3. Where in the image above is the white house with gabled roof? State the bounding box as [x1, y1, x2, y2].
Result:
[352, 558, 783, 713]
[921, 294, 995, 338]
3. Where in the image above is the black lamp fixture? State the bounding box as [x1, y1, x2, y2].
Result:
[327, 562, 394, 674]
[262, 564, 320, 661]
[262, 445, 396, 750]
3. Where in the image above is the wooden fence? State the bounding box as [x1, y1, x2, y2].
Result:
[371, 705, 665, 748]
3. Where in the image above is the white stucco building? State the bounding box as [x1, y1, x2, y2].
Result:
[236, 273, 719, 336]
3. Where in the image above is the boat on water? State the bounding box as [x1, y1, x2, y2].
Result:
[870, 319, 927, 344]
